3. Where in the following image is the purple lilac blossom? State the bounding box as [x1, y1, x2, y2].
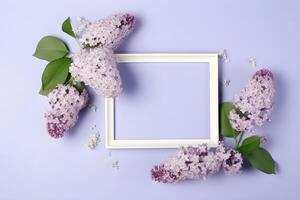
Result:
[229, 69, 275, 133]
[70, 14, 135, 97]
[75, 14, 135, 49]
[70, 47, 122, 97]
[151, 143, 243, 183]
[45, 85, 89, 138]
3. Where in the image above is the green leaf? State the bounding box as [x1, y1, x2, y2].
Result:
[40, 57, 71, 95]
[238, 136, 261, 155]
[33, 36, 69, 61]
[39, 87, 52, 96]
[220, 102, 241, 137]
[62, 17, 76, 37]
[246, 147, 276, 174]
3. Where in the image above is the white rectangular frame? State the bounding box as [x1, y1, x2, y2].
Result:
[105, 53, 219, 149]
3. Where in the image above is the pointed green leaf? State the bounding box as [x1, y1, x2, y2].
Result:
[33, 36, 69, 61]
[39, 87, 53, 96]
[40, 57, 71, 96]
[62, 17, 76, 37]
[220, 102, 241, 137]
[246, 148, 276, 174]
[238, 136, 261, 155]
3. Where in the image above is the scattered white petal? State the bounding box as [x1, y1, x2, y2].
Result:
[88, 104, 97, 112]
[112, 160, 119, 170]
[261, 136, 267, 144]
[248, 58, 257, 68]
[223, 80, 231, 87]
[218, 49, 230, 63]
[224, 58, 230, 63]
[86, 132, 100, 150]
[218, 49, 226, 57]
[91, 124, 97, 130]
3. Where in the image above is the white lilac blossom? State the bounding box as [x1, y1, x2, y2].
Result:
[223, 79, 231, 87]
[88, 103, 97, 112]
[75, 14, 135, 49]
[86, 124, 100, 149]
[86, 132, 100, 150]
[151, 143, 243, 183]
[112, 160, 120, 170]
[229, 69, 275, 133]
[248, 58, 257, 68]
[45, 85, 89, 138]
[70, 47, 122, 97]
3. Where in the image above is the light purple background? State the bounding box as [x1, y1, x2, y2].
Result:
[0, 0, 299, 199]
[115, 62, 210, 139]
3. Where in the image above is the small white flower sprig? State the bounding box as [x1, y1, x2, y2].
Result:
[33, 14, 135, 138]
[151, 69, 276, 183]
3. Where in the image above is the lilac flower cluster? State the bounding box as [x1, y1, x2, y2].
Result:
[151, 143, 243, 183]
[229, 69, 275, 133]
[70, 47, 122, 97]
[70, 14, 135, 97]
[75, 14, 135, 49]
[45, 85, 89, 138]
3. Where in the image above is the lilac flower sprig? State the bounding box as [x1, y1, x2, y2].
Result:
[151, 143, 243, 183]
[33, 26, 88, 138]
[33, 14, 135, 138]
[220, 69, 276, 174]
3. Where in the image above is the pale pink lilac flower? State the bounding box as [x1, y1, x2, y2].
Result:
[151, 143, 243, 183]
[75, 14, 135, 49]
[45, 85, 89, 138]
[70, 47, 122, 97]
[229, 69, 275, 133]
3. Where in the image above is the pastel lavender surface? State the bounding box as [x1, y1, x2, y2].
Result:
[1, 0, 299, 199]
[45, 85, 89, 138]
[229, 69, 275, 133]
[151, 143, 243, 183]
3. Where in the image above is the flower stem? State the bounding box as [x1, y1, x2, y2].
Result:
[234, 136, 238, 148]
[235, 132, 245, 148]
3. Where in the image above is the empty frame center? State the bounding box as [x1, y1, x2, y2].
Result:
[115, 62, 210, 140]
